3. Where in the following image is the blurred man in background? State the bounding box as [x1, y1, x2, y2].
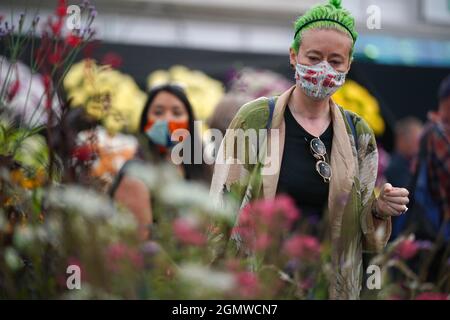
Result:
[399, 75, 450, 243]
[385, 117, 423, 189]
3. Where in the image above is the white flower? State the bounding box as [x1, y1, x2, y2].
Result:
[123, 162, 160, 189]
[13, 226, 35, 250]
[107, 211, 138, 233]
[47, 185, 117, 219]
[4, 247, 23, 271]
[178, 263, 235, 293]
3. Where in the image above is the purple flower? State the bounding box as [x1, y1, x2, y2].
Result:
[141, 241, 160, 257]
[416, 240, 433, 250]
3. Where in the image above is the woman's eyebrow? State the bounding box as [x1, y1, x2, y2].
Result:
[151, 104, 165, 110]
[305, 49, 323, 56]
[329, 53, 345, 60]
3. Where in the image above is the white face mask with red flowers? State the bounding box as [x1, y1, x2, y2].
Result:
[295, 60, 347, 100]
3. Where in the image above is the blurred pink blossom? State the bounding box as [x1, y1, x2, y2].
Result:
[106, 243, 144, 272]
[283, 235, 321, 261]
[238, 195, 300, 232]
[415, 292, 448, 300]
[235, 195, 301, 252]
[172, 217, 206, 246]
[235, 271, 260, 298]
[396, 239, 419, 260]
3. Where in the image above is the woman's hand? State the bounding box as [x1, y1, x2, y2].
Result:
[375, 183, 410, 218]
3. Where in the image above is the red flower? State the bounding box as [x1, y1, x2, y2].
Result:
[101, 52, 123, 68]
[415, 292, 448, 300]
[56, 0, 67, 17]
[72, 144, 94, 162]
[66, 34, 82, 48]
[7, 79, 20, 101]
[50, 18, 63, 36]
[48, 51, 62, 65]
[235, 272, 260, 298]
[396, 239, 419, 260]
[283, 235, 321, 261]
[172, 217, 206, 246]
[41, 73, 53, 109]
[42, 74, 52, 92]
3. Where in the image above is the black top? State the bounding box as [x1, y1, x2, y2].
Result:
[276, 106, 333, 222]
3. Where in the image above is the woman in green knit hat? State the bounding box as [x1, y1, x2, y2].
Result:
[210, 0, 410, 299]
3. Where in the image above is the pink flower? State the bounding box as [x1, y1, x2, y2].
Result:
[396, 239, 419, 260]
[172, 218, 206, 246]
[283, 235, 321, 261]
[225, 259, 241, 272]
[253, 234, 272, 251]
[415, 292, 448, 300]
[272, 194, 300, 224]
[236, 272, 260, 298]
[300, 277, 314, 291]
[237, 195, 300, 236]
[235, 195, 301, 252]
[106, 243, 144, 272]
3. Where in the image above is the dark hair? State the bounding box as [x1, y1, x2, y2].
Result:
[438, 74, 450, 102]
[139, 84, 210, 183]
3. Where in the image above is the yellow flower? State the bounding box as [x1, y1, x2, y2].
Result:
[333, 80, 385, 136]
[10, 168, 46, 189]
[147, 65, 224, 128]
[64, 59, 147, 134]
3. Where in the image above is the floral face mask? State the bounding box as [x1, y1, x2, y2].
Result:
[295, 60, 347, 100]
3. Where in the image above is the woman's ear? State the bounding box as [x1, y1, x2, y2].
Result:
[289, 47, 298, 68]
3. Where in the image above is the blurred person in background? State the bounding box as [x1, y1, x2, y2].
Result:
[406, 75, 450, 242]
[393, 74, 450, 284]
[385, 117, 423, 189]
[110, 84, 210, 240]
[387, 117, 423, 239]
[207, 93, 250, 148]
